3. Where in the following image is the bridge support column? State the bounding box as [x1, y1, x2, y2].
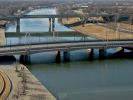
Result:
[118, 47, 124, 56]
[99, 48, 106, 60]
[19, 55, 31, 64]
[16, 18, 20, 33]
[49, 18, 52, 32]
[81, 17, 86, 27]
[116, 47, 124, 53]
[63, 51, 70, 62]
[52, 18, 55, 32]
[132, 50, 133, 54]
[56, 51, 61, 63]
[88, 49, 94, 61]
[120, 48, 124, 53]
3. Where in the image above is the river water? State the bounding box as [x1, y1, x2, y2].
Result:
[6, 8, 133, 100]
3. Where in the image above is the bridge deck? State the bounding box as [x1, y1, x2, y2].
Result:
[0, 40, 132, 55]
[0, 13, 133, 20]
[0, 14, 81, 20]
[5, 31, 85, 37]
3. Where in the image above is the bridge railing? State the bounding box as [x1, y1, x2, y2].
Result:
[0, 39, 133, 48]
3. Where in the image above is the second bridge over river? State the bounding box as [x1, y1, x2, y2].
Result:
[0, 40, 133, 63]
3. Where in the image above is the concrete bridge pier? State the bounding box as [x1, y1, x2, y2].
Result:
[16, 18, 20, 33]
[110, 47, 125, 58]
[82, 19, 85, 27]
[49, 18, 52, 24]
[88, 49, 94, 61]
[116, 47, 124, 53]
[55, 51, 61, 63]
[81, 17, 87, 27]
[99, 48, 106, 60]
[118, 47, 124, 55]
[131, 50, 133, 55]
[52, 18, 55, 32]
[49, 23, 52, 32]
[120, 48, 124, 53]
[19, 55, 31, 64]
[63, 51, 70, 62]
[49, 18, 52, 32]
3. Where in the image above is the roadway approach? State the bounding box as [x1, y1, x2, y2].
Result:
[0, 39, 133, 63]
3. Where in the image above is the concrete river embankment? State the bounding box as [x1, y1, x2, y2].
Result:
[0, 62, 57, 100]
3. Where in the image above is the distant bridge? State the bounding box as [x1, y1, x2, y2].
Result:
[5, 31, 84, 37]
[1, 13, 131, 33]
[0, 13, 131, 20]
[0, 14, 80, 20]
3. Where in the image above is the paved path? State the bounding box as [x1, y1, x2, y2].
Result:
[0, 64, 57, 100]
[0, 72, 4, 95]
[0, 71, 12, 100]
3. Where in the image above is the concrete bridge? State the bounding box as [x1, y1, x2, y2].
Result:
[1, 13, 131, 33]
[0, 40, 133, 63]
[0, 14, 113, 20]
[0, 13, 131, 20]
[5, 31, 86, 37]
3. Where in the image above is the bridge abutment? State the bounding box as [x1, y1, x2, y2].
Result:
[19, 55, 31, 64]
[55, 51, 61, 63]
[63, 51, 70, 62]
[88, 49, 94, 61]
[99, 48, 106, 59]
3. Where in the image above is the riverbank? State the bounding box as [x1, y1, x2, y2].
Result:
[0, 20, 7, 26]
[0, 63, 56, 100]
[0, 28, 6, 45]
[62, 18, 133, 40]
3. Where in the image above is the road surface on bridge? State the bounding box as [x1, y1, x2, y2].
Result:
[0, 40, 133, 55]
